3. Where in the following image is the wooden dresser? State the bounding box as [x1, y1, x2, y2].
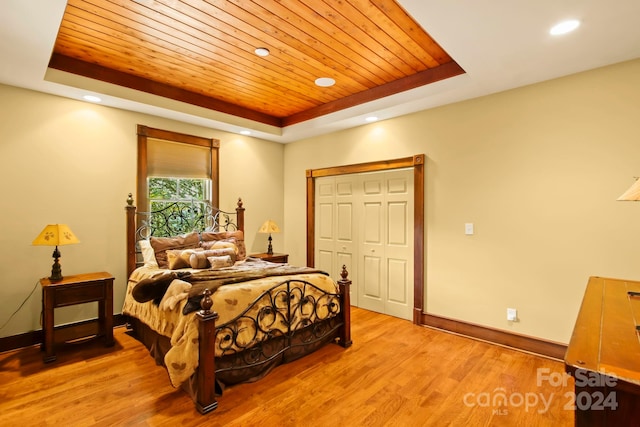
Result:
[565, 276, 640, 425]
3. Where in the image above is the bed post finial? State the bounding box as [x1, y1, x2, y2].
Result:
[126, 193, 134, 206]
[340, 265, 349, 281]
[199, 288, 214, 314]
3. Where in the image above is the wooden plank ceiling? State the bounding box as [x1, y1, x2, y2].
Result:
[49, 0, 464, 128]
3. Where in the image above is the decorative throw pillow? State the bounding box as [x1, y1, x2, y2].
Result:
[166, 248, 202, 270]
[189, 247, 237, 269]
[207, 255, 234, 269]
[201, 230, 246, 260]
[138, 239, 158, 268]
[150, 232, 200, 269]
[200, 239, 238, 254]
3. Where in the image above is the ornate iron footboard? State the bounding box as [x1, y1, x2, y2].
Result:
[214, 278, 343, 381]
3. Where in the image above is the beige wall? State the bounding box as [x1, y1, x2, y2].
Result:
[284, 58, 640, 344]
[2, 58, 639, 344]
[0, 84, 284, 338]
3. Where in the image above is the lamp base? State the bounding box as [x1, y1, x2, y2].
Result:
[49, 247, 63, 282]
[267, 234, 273, 255]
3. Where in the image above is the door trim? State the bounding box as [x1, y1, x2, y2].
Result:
[306, 154, 425, 324]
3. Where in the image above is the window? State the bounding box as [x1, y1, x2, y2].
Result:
[136, 125, 219, 236]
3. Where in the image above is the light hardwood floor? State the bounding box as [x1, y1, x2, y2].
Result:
[0, 307, 574, 426]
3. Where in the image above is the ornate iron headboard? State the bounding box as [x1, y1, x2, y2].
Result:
[125, 194, 245, 276]
[136, 200, 238, 239]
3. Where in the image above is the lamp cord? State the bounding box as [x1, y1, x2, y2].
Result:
[0, 279, 40, 331]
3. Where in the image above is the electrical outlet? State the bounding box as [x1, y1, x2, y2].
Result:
[507, 308, 517, 321]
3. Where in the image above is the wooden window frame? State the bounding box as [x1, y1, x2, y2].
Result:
[136, 125, 219, 212]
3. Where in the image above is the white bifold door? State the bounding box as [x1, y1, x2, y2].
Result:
[315, 169, 414, 320]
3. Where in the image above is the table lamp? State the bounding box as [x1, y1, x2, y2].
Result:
[258, 220, 280, 255]
[32, 224, 80, 281]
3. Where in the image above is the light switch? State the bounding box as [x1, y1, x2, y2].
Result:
[465, 223, 474, 235]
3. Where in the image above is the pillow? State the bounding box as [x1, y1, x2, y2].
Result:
[138, 239, 158, 268]
[200, 239, 238, 254]
[207, 255, 234, 269]
[201, 230, 246, 260]
[166, 248, 202, 270]
[150, 232, 200, 269]
[189, 247, 237, 269]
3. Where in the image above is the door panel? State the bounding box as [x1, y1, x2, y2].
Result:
[362, 255, 384, 312]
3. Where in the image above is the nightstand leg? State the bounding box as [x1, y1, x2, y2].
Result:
[103, 280, 114, 346]
[43, 288, 56, 363]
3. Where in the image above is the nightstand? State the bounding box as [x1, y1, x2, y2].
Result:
[250, 252, 289, 264]
[41, 271, 114, 362]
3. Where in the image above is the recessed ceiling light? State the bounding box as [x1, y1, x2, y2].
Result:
[365, 116, 378, 122]
[240, 130, 251, 135]
[550, 19, 580, 36]
[315, 77, 336, 87]
[254, 47, 270, 57]
[83, 95, 102, 103]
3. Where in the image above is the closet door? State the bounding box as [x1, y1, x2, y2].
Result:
[315, 169, 413, 319]
[358, 169, 414, 320]
[315, 176, 357, 304]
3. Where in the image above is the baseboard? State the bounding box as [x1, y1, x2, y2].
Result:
[421, 312, 567, 360]
[0, 314, 127, 354]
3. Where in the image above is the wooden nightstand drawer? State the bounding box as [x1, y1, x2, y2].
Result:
[55, 282, 106, 306]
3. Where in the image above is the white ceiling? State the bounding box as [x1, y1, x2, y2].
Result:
[1, 0, 639, 143]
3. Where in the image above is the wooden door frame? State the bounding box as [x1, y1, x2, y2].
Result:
[306, 154, 425, 324]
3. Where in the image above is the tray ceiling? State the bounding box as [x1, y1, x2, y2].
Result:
[49, 0, 464, 128]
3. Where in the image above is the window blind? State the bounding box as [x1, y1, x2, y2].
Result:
[147, 137, 211, 178]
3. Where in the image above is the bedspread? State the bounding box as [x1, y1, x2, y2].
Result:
[122, 261, 340, 387]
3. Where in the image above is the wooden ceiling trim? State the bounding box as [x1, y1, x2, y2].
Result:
[48, 53, 283, 127]
[283, 60, 466, 127]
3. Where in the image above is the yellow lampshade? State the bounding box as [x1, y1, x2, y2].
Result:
[32, 224, 80, 246]
[258, 220, 280, 234]
[618, 178, 640, 201]
[32, 224, 80, 281]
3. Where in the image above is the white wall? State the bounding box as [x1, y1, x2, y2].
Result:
[283, 58, 640, 344]
[0, 84, 284, 338]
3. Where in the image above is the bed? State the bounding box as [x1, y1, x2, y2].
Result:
[122, 195, 352, 414]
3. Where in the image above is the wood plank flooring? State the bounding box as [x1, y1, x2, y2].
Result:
[0, 308, 574, 426]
